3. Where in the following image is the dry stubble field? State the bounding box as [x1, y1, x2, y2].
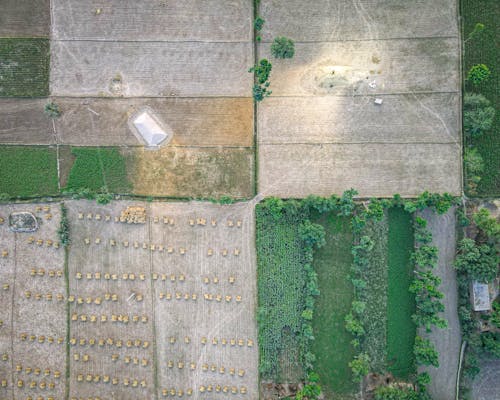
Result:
[257, 0, 462, 197]
[1, 200, 258, 400]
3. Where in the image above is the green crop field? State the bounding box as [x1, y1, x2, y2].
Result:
[0, 38, 50, 97]
[256, 205, 307, 382]
[65, 147, 131, 193]
[361, 216, 389, 373]
[386, 207, 416, 379]
[462, 0, 500, 195]
[0, 145, 58, 197]
[311, 213, 356, 395]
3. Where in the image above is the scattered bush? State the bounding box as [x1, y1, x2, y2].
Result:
[464, 148, 484, 194]
[271, 36, 295, 59]
[58, 204, 70, 246]
[473, 208, 500, 244]
[253, 82, 271, 102]
[254, 16, 265, 31]
[298, 220, 326, 248]
[348, 353, 370, 381]
[374, 385, 418, 400]
[95, 192, 113, 205]
[467, 64, 491, 85]
[44, 102, 61, 118]
[463, 93, 495, 137]
[480, 331, 500, 357]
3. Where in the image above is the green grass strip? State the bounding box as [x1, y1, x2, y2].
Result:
[66, 147, 131, 193]
[256, 207, 306, 382]
[311, 213, 356, 395]
[0, 38, 49, 97]
[462, 0, 500, 195]
[387, 207, 416, 379]
[0, 145, 58, 197]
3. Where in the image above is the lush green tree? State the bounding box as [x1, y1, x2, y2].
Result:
[253, 83, 271, 102]
[473, 208, 500, 244]
[345, 312, 365, 337]
[491, 301, 500, 329]
[254, 16, 265, 31]
[414, 336, 439, 367]
[348, 353, 370, 381]
[467, 64, 491, 85]
[271, 36, 295, 58]
[249, 58, 272, 84]
[463, 93, 495, 137]
[481, 331, 500, 357]
[298, 220, 326, 248]
[455, 238, 499, 283]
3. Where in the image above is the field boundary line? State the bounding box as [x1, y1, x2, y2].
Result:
[258, 35, 460, 44]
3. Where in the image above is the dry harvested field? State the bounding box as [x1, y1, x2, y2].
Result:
[0, 0, 255, 198]
[0, 203, 67, 400]
[0, 200, 257, 400]
[257, 0, 462, 197]
[0, 0, 50, 37]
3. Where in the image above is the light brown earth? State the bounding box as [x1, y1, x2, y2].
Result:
[51, 0, 252, 42]
[0, 203, 67, 400]
[0, 0, 50, 37]
[126, 147, 254, 199]
[418, 208, 461, 400]
[0, 200, 259, 400]
[257, 0, 462, 198]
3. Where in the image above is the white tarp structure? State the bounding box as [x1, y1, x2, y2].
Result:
[472, 281, 491, 311]
[128, 108, 172, 148]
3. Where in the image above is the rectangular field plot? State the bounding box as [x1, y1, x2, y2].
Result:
[258, 94, 460, 144]
[259, 39, 459, 96]
[0, 38, 50, 97]
[53, 97, 253, 147]
[258, 143, 461, 197]
[0, 203, 67, 400]
[259, 0, 458, 41]
[0, 0, 50, 37]
[50, 41, 253, 97]
[126, 147, 254, 199]
[0, 100, 53, 144]
[65, 200, 258, 399]
[52, 0, 252, 42]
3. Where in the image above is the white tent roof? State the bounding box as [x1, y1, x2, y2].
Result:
[132, 111, 168, 147]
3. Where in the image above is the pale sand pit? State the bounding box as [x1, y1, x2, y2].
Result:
[258, 143, 461, 197]
[52, 0, 252, 42]
[51, 97, 253, 147]
[258, 93, 460, 144]
[65, 200, 258, 399]
[259, 0, 458, 41]
[0, 203, 66, 400]
[50, 41, 253, 97]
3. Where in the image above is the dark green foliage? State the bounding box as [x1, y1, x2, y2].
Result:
[254, 16, 265, 31]
[298, 220, 326, 248]
[0, 146, 58, 197]
[387, 208, 416, 378]
[473, 208, 500, 244]
[253, 82, 271, 102]
[491, 301, 500, 328]
[348, 353, 370, 382]
[374, 386, 418, 400]
[271, 36, 295, 59]
[66, 147, 131, 193]
[95, 192, 113, 205]
[44, 102, 61, 118]
[295, 372, 322, 400]
[463, 94, 495, 137]
[414, 336, 439, 367]
[455, 238, 499, 283]
[249, 59, 272, 84]
[464, 147, 484, 195]
[463, 351, 480, 379]
[462, 0, 500, 195]
[58, 204, 70, 247]
[480, 331, 500, 357]
[0, 38, 49, 97]
[467, 64, 491, 85]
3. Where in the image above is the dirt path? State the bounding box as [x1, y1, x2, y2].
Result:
[418, 208, 461, 400]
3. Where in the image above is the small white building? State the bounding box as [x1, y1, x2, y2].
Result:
[128, 108, 172, 148]
[472, 281, 491, 312]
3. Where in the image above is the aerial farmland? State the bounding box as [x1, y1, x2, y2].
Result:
[0, 1, 499, 400]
